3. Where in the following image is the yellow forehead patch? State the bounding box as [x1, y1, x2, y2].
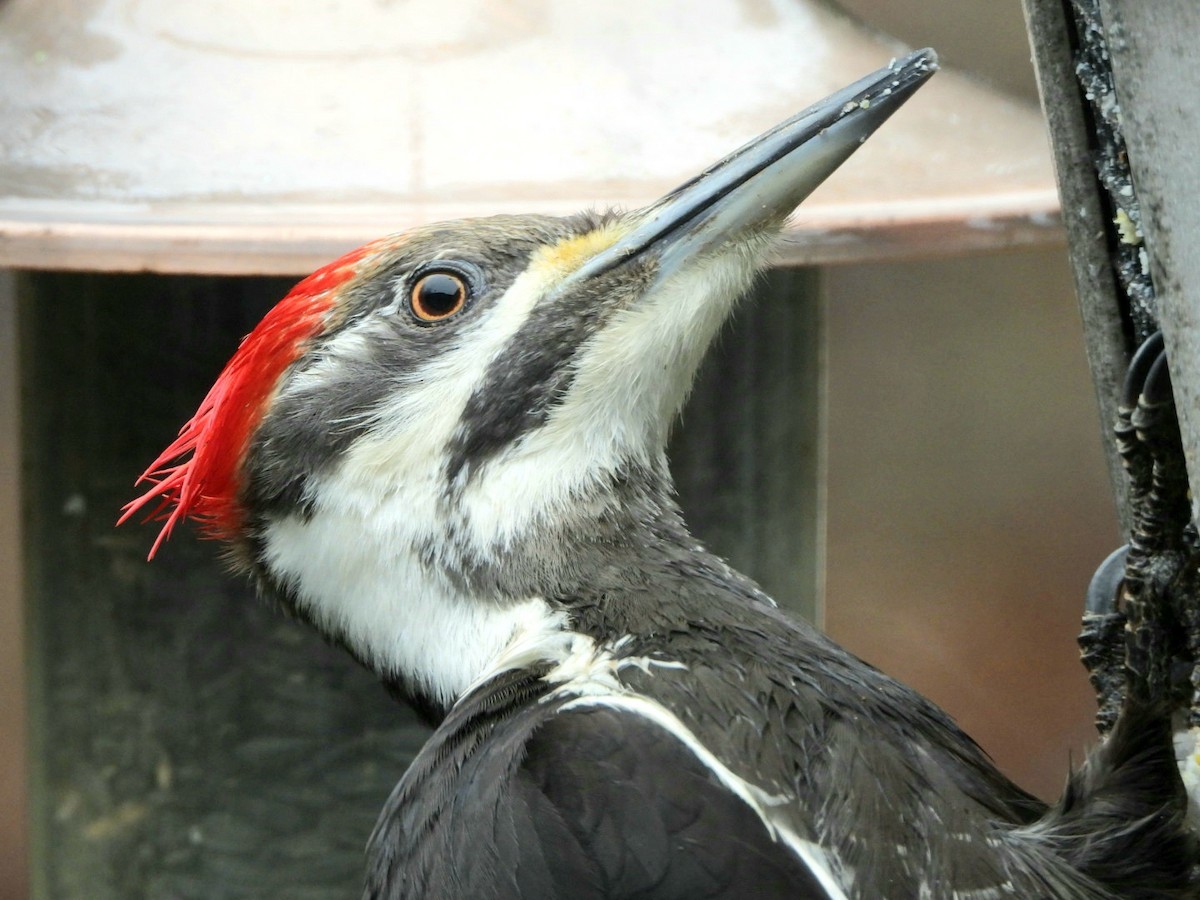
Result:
[531, 223, 629, 280]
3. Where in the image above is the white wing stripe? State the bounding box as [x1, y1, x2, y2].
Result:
[559, 692, 850, 899]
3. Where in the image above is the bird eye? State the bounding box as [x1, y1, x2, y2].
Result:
[410, 271, 469, 322]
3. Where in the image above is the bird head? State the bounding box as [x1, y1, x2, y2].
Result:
[123, 51, 936, 711]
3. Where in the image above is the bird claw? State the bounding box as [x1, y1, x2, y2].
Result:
[1080, 332, 1200, 732]
[1079, 545, 1129, 733]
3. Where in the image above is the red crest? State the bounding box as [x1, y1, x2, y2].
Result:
[121, 243, 376, 558]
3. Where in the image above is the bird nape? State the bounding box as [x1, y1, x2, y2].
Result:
[122, 49, 1199, 899]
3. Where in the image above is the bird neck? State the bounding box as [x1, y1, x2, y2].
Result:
[252, 450, 722, 719]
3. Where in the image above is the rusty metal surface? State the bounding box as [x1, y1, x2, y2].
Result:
[0, 0, 1059, 273]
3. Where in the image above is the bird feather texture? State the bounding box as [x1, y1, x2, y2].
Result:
[121, 51, 1198, 898]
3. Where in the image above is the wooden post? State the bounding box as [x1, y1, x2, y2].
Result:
[19, 268, 822, 896]
[1023, 0, 1200, 521]
[1022, 0, 1134, 530]
[1094, 1, 1200, 523]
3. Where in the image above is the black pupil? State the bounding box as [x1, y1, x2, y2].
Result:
[418, 273, 464, 316]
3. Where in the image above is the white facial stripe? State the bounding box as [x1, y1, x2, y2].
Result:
[457, 241, 770, 548]
[341, 262, 555, 485]
[306, 226, 772, 559]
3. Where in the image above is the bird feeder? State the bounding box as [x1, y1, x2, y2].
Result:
[0, 0, 1059, 896]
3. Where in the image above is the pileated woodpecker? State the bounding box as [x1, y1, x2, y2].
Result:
[123, 50, 1198, 898]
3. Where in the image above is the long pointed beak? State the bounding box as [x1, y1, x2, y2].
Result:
[571, 48, 938, 283]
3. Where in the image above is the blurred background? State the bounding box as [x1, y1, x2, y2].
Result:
[824, 250, 1109, 799]
[0, 1, 1119, 897]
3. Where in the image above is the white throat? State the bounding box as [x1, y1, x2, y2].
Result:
[259, 488, 567, 709]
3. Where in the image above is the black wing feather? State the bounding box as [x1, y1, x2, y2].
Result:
[368, 693, 838, 899]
